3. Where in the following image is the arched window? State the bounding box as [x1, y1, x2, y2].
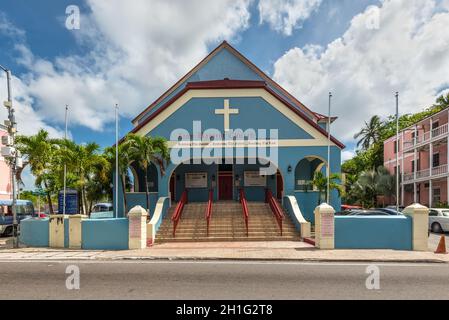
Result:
[294, 157, 326, 191]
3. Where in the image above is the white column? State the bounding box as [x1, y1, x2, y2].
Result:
[128, 205, 148, 249]
[403, 203, 429, 251]
[429, 118, 433, 208]
[401, 131, 404, 206]
[68, 214, 87, 249]
[314, 203, 335, 249]
[413, 125, 417, 203]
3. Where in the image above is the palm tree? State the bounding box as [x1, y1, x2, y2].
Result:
[15, 129, 59, 214]
[311, 171, 343, 206]
[353, 115, 383, 150]
[58, 140, 107, 214]
[436, 93, 449, 108]
[124, 134, 170, 213]
[104, 143, 131, 214]
[353, 166, 395, 207]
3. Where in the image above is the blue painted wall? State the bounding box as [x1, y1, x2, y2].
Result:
[335, 216, 413, 250]
[64, 218, 69, 248]
[151, 97, 313, 140]
[19, 218, 49, 247]
[82, 218, 129, 250]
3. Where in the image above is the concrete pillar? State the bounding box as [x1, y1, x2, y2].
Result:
[68, 215, 88, 249]
[128, 205, 148, 249]
[403, 203, 429, 251]
[49, 215, 65, 248]
[314, 203, 335, 249]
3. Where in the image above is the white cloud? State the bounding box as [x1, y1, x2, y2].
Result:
[341, 149, 356, 162]
[1, 0, 253, 132]
[258, 0, 322, 35]
[272, 0, 449, 143]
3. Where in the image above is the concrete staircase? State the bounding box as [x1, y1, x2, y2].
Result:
[155, 201, 301, 243]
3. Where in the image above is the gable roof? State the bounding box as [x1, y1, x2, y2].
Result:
[132, 41, 333, 125]
[130, 79, 345, 149]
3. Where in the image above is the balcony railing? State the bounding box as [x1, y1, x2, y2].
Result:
[402, 165, 448, 183]
[403, 123, 448, 150]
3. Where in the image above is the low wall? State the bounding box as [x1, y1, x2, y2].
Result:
[294, 192, 319, 224]
[335, 215, 413, 250]
[19, 218, 49, 247]
[125, 193, 158, 218]
[82, 218, 129, 250]
[147, 197, 170, 245]
[282, 195, 311, 237]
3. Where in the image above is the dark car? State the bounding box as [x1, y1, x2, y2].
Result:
[375, 208, 403, 215]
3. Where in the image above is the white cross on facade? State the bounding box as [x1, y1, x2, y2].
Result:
[215, 99, 239, 130]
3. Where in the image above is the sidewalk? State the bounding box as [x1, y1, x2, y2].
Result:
[0, 241, 448, 263]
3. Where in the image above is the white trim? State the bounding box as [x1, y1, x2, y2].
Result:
[134, 89, 338, 148]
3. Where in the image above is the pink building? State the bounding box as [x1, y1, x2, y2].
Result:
[0, 124, 12, 200]
[384, 107, 449, 207]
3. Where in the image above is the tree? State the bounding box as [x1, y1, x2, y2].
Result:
[311, 171, 343, 206]
[58, 140, 108, 214]
[104, 143, 131, 214]
[124, 134, 170, 213]
[353, 115, 383, 150]
[15, 129, 59, 214]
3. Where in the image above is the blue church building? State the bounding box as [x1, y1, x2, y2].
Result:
[114, 41, 344, 230]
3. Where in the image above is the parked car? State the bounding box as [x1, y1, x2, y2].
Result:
[385, 205, 405, 212]
[341, 204, 363, 211]
[347, 209, 391, 216]
[0, 200, 35, 237]
[90, 202, 114, 219]
[91, 203, 113, 213]
[375, 208, 403, 215]
[428, 208, 449, 233]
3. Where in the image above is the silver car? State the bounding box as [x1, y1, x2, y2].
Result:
[429, 208, 449, 233]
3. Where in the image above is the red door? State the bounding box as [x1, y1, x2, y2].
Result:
[276, 173, 283, 199]
[219, 175, 233, 200]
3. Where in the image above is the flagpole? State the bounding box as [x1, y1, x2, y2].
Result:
[63, 104, 68, 215]
[327, 92, 332, 204]
[395, 92, 399, 212]
[115, 104, 119, 219]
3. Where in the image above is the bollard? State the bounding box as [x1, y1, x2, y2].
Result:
[403, 203, 429, 251]
[314, 203, 335, 249]
[128, 205, 148, 250]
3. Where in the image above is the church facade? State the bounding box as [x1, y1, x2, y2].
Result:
[114, 41, 344, 224]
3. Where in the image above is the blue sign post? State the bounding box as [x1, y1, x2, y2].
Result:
[58, 189, 79, 214]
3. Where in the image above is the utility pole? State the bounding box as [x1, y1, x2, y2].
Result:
[327, 92, 332, 204]
[0, 64, 19, 248]
[115, 104, 119, 219]
[395, 92, 400, 212]
[63, 105, 68, 215]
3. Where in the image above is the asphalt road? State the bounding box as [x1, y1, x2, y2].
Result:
[0, 260, 448, 300]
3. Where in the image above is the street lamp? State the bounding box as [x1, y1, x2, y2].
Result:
[0, 64, 19, 248]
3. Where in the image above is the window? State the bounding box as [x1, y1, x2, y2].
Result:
[411, 160, 414, 172]
[393, 140, 400, 154]
[429, 210, 439, 217]
[433, 121, 439, 129]
[442, 210, 449, 217]
[433, 188, 441, 204]
[433, 153, 440, 167]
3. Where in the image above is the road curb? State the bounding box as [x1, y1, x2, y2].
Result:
[97, 256, 449, 264]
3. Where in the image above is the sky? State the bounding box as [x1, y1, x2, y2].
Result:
[1, 0, 449, 190]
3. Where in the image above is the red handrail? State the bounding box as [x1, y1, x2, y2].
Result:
[265, 188, 284, 236]
[239, 188, 249, 236]
[171, 190, 188, 237]
[205, 189, 213, 236]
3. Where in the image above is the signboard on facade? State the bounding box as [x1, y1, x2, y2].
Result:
[244, 171, 266, 187]
[185, 172, 208, 188]
[321, 212, 334, 237]
[58, 189, 78, 214]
